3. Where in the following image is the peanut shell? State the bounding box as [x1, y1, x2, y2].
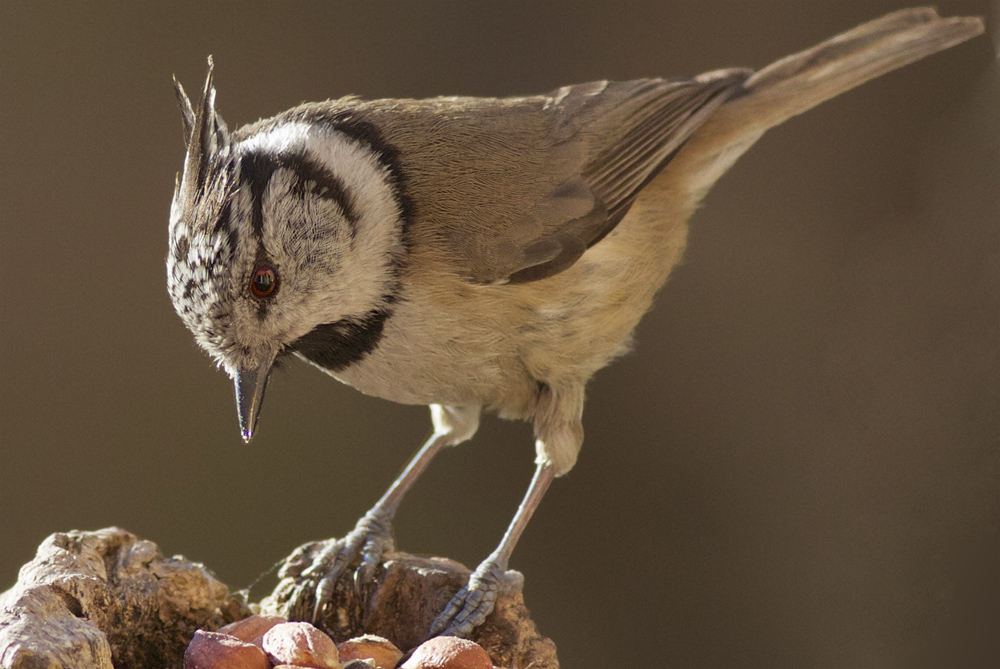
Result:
[399, 636, 492, 669]
[262, 621, 342, 669]
[184, 629, 271, 669]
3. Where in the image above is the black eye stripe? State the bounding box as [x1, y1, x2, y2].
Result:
[277, 109, 414, 248]
[238, 149, 359, 242]
[239, 151, 278, 239]
[288, 161, 359, 229]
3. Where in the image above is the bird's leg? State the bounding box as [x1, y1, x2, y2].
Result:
[428, 461, 556, 639]
[300, 405, 481, 624]
[304, 430, 450, 622]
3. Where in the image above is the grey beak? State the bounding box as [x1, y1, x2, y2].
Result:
[234, 359, 273, 443]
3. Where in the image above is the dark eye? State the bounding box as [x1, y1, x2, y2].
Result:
[250, 266, 278, 298]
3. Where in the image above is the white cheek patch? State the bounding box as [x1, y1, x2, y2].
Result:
[233, 122, 406, 343]
[307, 126, 404, 257]
[303, 125, 406, 318]
[261, 170, 350, 256]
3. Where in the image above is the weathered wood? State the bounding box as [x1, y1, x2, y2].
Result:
[264, 541, 558, 669]
[0, 529, 559, 668]
[0, 528, 246, 669]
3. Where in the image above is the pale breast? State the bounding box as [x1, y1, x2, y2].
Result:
[325, 178, 694, 421]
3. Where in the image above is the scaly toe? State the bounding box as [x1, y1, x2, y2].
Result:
[305, 511, 395, 622]
[428, 559, 523, 639]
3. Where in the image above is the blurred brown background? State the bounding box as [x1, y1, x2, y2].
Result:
[1, 1, 997, 667]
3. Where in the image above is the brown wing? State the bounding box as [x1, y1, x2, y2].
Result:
[505, 70, 750, 283]
[341, 71, 748, 285]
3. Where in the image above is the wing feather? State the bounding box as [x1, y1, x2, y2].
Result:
[501, 71, 749, 283]
[330, 71, 749, 284]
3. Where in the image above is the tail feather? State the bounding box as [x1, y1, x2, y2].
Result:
[734, 7, 985, 130]
[669, 7, 984, 198]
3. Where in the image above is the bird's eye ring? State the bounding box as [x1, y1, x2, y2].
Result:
[250, 266, 278, 299]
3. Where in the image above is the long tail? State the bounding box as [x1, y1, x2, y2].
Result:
[673, 7, 984, 197]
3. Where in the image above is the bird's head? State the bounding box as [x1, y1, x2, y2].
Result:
[166, 60, 406, 441]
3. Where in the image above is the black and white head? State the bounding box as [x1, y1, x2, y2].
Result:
[167, 60, 407, 441]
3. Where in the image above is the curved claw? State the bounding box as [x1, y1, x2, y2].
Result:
[300, 509, 395, 624]
[427, 557, 524, 639]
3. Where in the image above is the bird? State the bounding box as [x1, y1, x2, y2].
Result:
[166, 8, 982, 641]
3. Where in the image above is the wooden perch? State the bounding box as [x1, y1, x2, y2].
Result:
[262, 538, 558, 668]
[0, 528, 558, 669]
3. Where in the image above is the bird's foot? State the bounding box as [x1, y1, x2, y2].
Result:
[292, 508, 395, 623]
[427, 551, 524, 639]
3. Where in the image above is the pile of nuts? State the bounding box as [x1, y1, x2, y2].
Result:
[184, 615, 498, 669]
